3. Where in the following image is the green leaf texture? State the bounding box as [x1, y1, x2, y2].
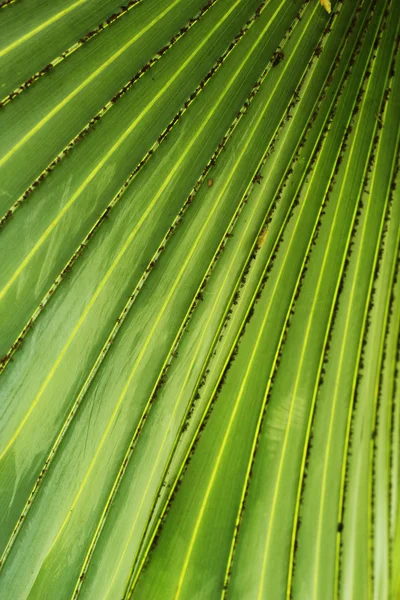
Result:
[0, 0, 399, 598]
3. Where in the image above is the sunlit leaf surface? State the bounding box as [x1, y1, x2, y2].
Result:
[0, 0, 399, 598]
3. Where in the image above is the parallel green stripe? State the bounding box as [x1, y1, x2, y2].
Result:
[0, 0, 221, 230]
[287, 116, 374, 600]
[72, 5, 291, 596]
[388, 262, 400, 589]
[274, 2, 393, 595]
[255, 36, 370, 600]
[0, 0, 280, 573]
[34, 79, 255, 572]
[102, 133, 275, 600]
[368, 224, 400, 596]
[99, 47, 299, 599]
[0, 0, 274, 574]
[223, 0, 380, 594]
[0, 0, 88, 57]
[173, 103, 318, 600]
[0, 0, 256, 462]
[122, 6, 318, 593]
[366, 45, 400, 594]
[334, 15, 399, 599]
[0, 0, 233, 306]
[127, 6, 325, 598]
[129, 5, 365, 594]
[221, 0, 356, 592]
[313, 96, 382, 600]
[285, 0, 389, 596]
[2, 1, 397, 598]
[0, 0, 226, 376]
[162, 0, 390, 598]
[53, 6, 302, 594]
[334, 163, 395, 599]
[0, 0, 142, 108]
[0, 0, 183, 169]
[221, 138, 336, 596]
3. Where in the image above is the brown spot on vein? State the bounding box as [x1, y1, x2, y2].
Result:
[257, 228, 268, 248]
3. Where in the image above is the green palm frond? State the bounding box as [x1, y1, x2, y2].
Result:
[0, 0, 399, 598]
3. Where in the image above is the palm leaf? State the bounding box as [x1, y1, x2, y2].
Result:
[0, 0, 399, 598]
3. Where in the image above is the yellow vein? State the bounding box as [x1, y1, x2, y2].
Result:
[305, 4, 395, 593]
[269, 177, 354, 600]
[121, 6, 320, 584]
[0, 0, 182, 169]
[174, 322, 269, 598]
[100, 123, 281, 600]
[222, 3, 348, 592]
[0, 0, 142, 109]
[341, 156, 400, 600]
[285, 0, 382, 594]
[285, 145, 364, 600]
[132, 0, 362, 586]
[0, 0, 88, 58]
[128, 51, 316, 593]
[0, 4, 229, 379]
[1, 68, 242, 567]
[284, 197, 358, 597]
[0, 0, 16, 9]
[43, 0, 291, 578]
[0, 0, 234, 458]
[174, 152, 314, 600]
[41, 103, 247, 570]
[368, 225, 400, 595]
[255, 91, 346, 600]
[289, 10, 396, 600]
[1, 10, 291, 576]
[388, 257, 400, 554]
[0, 0, 259, 542]
[366, 94, 400, 598]
[220, 179, 311, 597]
[335, 192, 386, 599]
[335, 24, 398, 600]
[237, 220, 314, 600]
[311, 119, 378, 600]
[171, 12, 322, 600]
[0, 0, 233, 304]
[257, 3, 385, 595]
[262, 7, 395, 594]
[141, 112, 295, 592]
